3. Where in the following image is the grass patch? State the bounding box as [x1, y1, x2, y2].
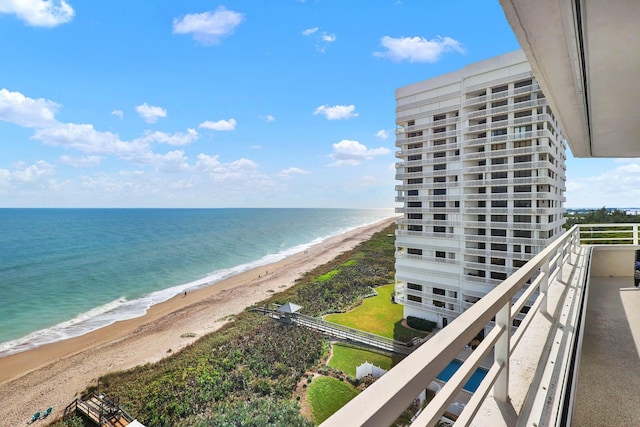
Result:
[324, 284, 425, 341]
[328, 344, 395, 377]
[316, 269, 340, 282]
[307, 376, 359, 425]
[341, 259, 357, 267]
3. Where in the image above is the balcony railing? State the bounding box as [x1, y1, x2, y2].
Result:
[322, 223, 640, 426]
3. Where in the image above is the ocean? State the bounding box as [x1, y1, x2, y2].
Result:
[0, 208, 394, 357]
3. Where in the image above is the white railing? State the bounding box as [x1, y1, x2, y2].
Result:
[321, 225, 581, 427]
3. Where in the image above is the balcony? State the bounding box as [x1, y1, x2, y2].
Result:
[322, 224, 640, 426]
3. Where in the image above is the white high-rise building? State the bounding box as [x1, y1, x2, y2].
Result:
[394, 50, 566, 329]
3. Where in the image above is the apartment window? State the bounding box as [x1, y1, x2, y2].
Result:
[434, 189, 446, 196]
[407, 283, 422, 291]
[434, 139, 446, 146]
[525, 245, 532, 254]
[407, 131, 423, 138]
[491, 257, 506, 266]
[492, 85, 508, 93]
[434, 300, 445, 308]
[514, 170, 532, 178]
[434, 176, 446, 183]
[514, 95, 531, 103]
[514, 185, 532, 193]
[513, 259, 528, 268]
[433, 201, 446, 208]
[492, 172, 507, 179]
[434, 164, 446, 171]
[491, 143, 506, 151]
[434, 151, 446, 158]
[408, 154, 422, 161]
[492, 99, 507, 108]
[514, 140, 532, 148]
[478, 215, 486, 221]
[408, 202, 422, 208]
[407, 120, 415, 126]
[435, 251, 446, 259]
[407, 143, 423, 150]
[514, 230, 532, 238]
[491, 157, 507, 165]
[408, 248, 423, 256]
[491, 243, 507, 251]
[491, 272, 508, 280]
[434, 214, 447, 221]
[492, 128, 507, 136]
[407, 190, 418, 196]
[408, 225, 423, 232]
[492, 186, 508, 193]
[491, 229, 507, 237]
[408, 178, 423, 184]
[491, 200, 507, 208]
[434, 127, 446, 134]
[514, 155, 532, 163]
[514, 200, 532, 208]
[408, 213, 423, 220]
[408, 295, 422, 303]
[515, 79, 533, 88]
[434, 226, 446, 233]
[514, 215, 531, 223]
[478, 201, 486, 208]
[513, 245, 521, 252]
[433, 114, 446, 121]
[408, 166, 423, 173]
[433, 288, 446, 296]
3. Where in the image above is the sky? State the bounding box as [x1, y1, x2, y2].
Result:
[0, 1, 631, 208]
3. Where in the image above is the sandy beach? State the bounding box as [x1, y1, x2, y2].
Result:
[0, 217, 395, 426]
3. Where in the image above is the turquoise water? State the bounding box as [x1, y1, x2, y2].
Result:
[0, 208, 394, 357]
[437, 359, 489, 392]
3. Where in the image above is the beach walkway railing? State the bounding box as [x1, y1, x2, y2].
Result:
[251, 306, 421, 355]
[64, 392, 135, 427]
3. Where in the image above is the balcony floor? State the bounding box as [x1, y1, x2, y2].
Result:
[573, 276, 640, 426]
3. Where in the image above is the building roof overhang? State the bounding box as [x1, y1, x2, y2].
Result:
[500, 0, 640, 158]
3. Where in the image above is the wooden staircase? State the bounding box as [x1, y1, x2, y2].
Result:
[64, 392, 134, 427]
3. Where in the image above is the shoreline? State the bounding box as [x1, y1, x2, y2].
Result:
[0, 216, 396, 426]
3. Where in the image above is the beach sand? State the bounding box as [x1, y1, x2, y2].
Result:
[0, 217, 396, 426]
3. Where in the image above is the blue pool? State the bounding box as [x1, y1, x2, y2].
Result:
[437, 359, 488, 392]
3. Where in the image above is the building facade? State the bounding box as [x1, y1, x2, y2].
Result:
[394, 50, 566, 328]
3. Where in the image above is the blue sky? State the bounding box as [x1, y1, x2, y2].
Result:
[0, 1, 629, 208]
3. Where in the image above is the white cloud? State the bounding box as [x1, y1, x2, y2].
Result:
[302, 26, 336, 52]
[0, 161, 55, 186]
[136, 129, 199, 146]
[152, 150, 190, 173]
[0, 0, 74, 27]
[321, 32, 336, 42]
[262, 114, 275, 123]
[58, 155, 102, 168]
[173, 6, 244, 45]
[313, 104, 358, 120]
[376, 129, 389, 140]
[566, 163, 640, 208]
[135, 103, 167, 123]
[0, 88, 59, 128]
[251, 145, 262, 149]
[278, 167, 310, 178]
[111, 110, 123, 119]
[329, 139, 391, 166]
[199, 118, 236, 131]
[302, 27, 318, 36]
[374, 35, 465, 63]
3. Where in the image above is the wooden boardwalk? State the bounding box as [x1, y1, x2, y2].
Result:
[64, 393, 134, 427]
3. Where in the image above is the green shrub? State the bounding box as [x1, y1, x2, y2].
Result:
[407, 316, 437, 332]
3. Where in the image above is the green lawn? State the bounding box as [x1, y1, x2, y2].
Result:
[328, 344, 394, 377]
[324, 284, 425, 341]
[307, 376, 359, 425]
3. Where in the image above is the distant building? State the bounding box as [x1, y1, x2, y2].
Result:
[393, 50, 567, 328]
